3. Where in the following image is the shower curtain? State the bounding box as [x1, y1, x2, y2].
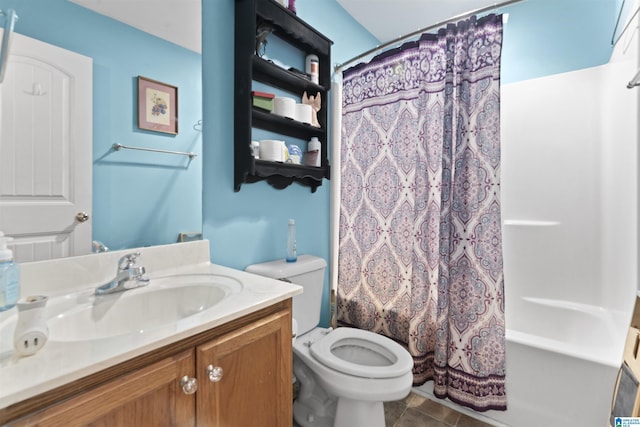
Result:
[336, 15, 506, 411]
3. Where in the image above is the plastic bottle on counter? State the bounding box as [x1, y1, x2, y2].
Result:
[286, 219, 297, 263]
[0, 231, 19, 311]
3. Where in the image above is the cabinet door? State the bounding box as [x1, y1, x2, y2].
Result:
[12, 349, 196, 427]
[196, 310, 292, 427]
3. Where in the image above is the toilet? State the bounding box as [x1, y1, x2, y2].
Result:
[246, 255, 413, 427]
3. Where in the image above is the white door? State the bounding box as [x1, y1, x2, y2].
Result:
[0, 30, 92, 263]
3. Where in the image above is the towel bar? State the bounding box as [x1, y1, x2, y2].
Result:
[112, 143, 197, 159]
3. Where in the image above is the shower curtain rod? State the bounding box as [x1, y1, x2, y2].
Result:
[611, 0, 640, 47]
[334, 0, 527, 72]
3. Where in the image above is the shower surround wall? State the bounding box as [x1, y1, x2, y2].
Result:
[415, 24, 639, 427]
[501, 65, 637, 315]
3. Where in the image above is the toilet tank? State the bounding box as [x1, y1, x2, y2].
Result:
[245, 255, 327, 335]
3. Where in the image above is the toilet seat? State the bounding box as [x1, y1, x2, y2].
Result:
[309, 327, 413, 379]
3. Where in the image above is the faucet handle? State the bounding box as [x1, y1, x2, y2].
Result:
[118, 252, 142, 270]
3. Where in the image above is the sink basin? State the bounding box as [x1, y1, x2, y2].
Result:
[43, 273, 243, 343]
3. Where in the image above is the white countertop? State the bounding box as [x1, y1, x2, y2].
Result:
[0, 241, 302, 409]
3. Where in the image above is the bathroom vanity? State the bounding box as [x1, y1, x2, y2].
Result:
[0, 241, 301, 426]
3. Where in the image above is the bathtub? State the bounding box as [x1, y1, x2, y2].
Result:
[415, 297, 630, 427]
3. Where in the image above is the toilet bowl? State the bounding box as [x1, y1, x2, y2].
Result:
[309, 327, 413, 379]
[245, 255, 414, 427]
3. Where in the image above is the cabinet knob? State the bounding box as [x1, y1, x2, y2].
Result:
[180, 375, 198, 394]
[206, 365, 224, 382]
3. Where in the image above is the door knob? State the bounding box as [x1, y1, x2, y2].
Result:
[206, 365, 224, 382]
[75, 212, 89, 222]
[180, 376, 198, 395]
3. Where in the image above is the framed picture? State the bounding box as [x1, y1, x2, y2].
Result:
[137, 76, 178, 134]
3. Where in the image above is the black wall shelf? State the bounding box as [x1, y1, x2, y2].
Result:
[234, 0, 333, 192]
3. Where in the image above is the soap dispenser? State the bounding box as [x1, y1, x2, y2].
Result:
[0, 231, 19, 311]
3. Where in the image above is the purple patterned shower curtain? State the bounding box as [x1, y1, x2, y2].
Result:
[336, 15, 506, 411]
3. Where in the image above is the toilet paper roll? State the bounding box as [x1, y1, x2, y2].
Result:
[273, 97, 295, 119]
[259, 139, 285, 162]
[294, 103, 312, 124]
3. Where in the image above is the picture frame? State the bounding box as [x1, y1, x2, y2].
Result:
[137, 76, 178, 134]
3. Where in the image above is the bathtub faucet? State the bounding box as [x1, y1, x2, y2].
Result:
[95, 252, 150, 295]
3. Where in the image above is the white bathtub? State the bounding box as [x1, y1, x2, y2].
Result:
[507, 297, 627, 366]
[415, 297, 629, 427]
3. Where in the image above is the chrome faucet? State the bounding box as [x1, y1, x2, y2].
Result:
[94, 252, 150, 295]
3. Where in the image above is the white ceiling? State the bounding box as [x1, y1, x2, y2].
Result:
[69, 0, 506, 54]
[336, 0, 508, 43]
[69, 0, 202, 53]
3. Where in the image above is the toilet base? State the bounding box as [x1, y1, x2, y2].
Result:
[293, 399, 335, 427]
[294, 396, 385, 427]
[293, 354, 337, 427]
[335, 397, 384, 427]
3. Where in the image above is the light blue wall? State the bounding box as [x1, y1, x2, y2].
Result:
[0, 0, 202, 251]
[501, 0, 619, 84]
[201, 0, 378, 327]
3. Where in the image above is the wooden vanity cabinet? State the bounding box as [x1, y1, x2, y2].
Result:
[6, 301, 292, 427]
[197, 308, 292, 426]
[10, 350, 196, 427]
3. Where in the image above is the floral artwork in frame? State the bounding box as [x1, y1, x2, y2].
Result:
[137, 76, 178, 134]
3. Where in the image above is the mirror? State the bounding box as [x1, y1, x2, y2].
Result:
[0, 0, 203, 262]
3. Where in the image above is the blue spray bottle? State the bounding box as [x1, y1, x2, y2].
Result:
[286, 219, 297, 263]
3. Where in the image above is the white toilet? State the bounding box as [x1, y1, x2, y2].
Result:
[246, 255, 414, 427]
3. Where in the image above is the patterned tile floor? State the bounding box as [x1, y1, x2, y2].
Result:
[385, 392, 495, 427]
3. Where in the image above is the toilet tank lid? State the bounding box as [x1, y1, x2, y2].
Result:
[245, 254, 327, 279]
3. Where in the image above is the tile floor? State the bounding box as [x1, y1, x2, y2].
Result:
[293, 392, 496, 427]
[384, 392, 495, 427]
